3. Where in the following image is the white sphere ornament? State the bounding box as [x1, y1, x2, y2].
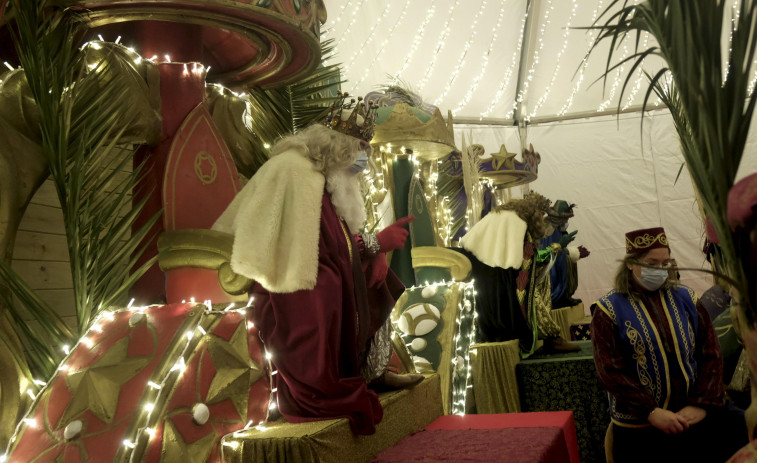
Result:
[410, 338, 427, 352]
[421, 285, 438, 298]
[397, 303, 441, 336]
[64, 420, 83, 440]
[129, 312, 146, 327]
[192, 403, 210, 425]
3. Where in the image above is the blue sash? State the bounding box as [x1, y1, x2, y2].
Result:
[594, 285, 698, 426]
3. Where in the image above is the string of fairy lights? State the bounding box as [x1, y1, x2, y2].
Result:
[352, 0, 412, 88]
[432, 0, 488, 106]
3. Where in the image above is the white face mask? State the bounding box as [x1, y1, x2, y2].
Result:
[637, 266, 669, 291]
[349, 150, 369, 174]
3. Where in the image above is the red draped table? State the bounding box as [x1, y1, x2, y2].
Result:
[371, 411, 581, 463]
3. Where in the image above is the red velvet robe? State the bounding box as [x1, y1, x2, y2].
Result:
[251, 193, 404, 435]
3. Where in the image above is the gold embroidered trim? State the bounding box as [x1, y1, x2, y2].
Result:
[338, 219, 353, 264]
[625, 320, 653, 390]
[626, 232, 668, 251]
[629, 298, 665, 405]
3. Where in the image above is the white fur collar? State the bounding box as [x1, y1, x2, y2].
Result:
[212, 149, 324, 292]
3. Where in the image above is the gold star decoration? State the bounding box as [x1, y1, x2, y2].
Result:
[58, 337, 151, 428]
[205, 321, 264, 421]
[160, 418, 216, 463]
[490, 144, 517, 170]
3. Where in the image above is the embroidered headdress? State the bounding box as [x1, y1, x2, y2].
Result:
[625, 227, 669, 255]
[322, 91, 378, 142]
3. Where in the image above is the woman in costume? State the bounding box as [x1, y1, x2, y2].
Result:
[591, 227, 747, 462]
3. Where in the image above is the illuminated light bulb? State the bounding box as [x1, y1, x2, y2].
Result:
[62, 345, 71, 355]
[271, 370, 279, 376]
[265, 352, 273, 360]
[115, 35, 121, 44]
[123, 440, 136, 449]
[58, 364, 69, 372]
[144, 403, 155, 412]
[197, 326, 207, 335]
[247, 321, 255, 330]
[127, 298, 135, 309]
[263, 143, 270, 149]
[268, 401, 277, 410]
[147, 381, 162, 389]
[190, 297, 196, 304]
[33, 379, 46, 387]
[186, 331, 194, 340]
[97, 34, 104, 41]
[244, 420, 254, 429]
[145, 427, 156, 439]
[23, 418, 37, 428]
[164, 54, 171, 62]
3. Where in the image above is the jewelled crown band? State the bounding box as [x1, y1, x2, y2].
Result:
[321, 91, 378, 143]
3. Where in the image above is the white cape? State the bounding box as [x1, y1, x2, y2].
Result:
[459, 210, 527, 270]
[212, 149, 324, 293]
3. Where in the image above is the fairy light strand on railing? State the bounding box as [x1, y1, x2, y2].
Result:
[417, 0, 463, 92]
[508, 0, 554, 120]
[354, 0, 412, 88]
[527, 0, 579, 120]
[452, 1, 507, 115]
[342, 0, 395, 77]
[558, 0, 605, 116]
[394, 3, 437, 81]
[480, 10, 527, 118]
[432, 0, 488, 106]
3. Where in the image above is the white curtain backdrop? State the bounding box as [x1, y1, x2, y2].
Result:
[455, 112, 757, 309]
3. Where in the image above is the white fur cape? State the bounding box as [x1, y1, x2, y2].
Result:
[212, 149, 324, 293]
[459, 210, 528, 270]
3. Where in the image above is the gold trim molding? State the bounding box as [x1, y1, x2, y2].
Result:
[411, 246, 472, 281]
[158, 229, 253, 295]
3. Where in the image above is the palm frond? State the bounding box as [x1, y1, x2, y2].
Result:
[5, 0, 163, 381]
[587, 0, 757, 318]
[222, 39, 342, 178]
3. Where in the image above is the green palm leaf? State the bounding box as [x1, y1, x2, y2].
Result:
[587, 0, 757, 319]
[4, 0, 161, 379]
[213, 39, 342, 178]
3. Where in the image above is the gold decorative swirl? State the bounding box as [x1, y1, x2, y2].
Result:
[626, 232, 668, 251]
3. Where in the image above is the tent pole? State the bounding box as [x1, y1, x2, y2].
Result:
[513, 0, 542, 146]
[454, 103, 667, 127]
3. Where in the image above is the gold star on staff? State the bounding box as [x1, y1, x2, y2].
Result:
[205, 321, 264, 421]
[490, 144, 517, 170]
[58, 337, 151, 427]
[160, 418, 216, 463]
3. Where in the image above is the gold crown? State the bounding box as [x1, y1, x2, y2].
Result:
[322, 91, 378, 142]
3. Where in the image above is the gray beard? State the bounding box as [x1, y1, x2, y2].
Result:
[326, 169, 367, 232]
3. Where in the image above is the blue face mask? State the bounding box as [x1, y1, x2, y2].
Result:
[638, 266, 669, 291]
[349, 150, 369, 174]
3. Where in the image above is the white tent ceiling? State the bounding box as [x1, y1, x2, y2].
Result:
[321, 0, 757, 306]
[321, 0, 669, 123]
